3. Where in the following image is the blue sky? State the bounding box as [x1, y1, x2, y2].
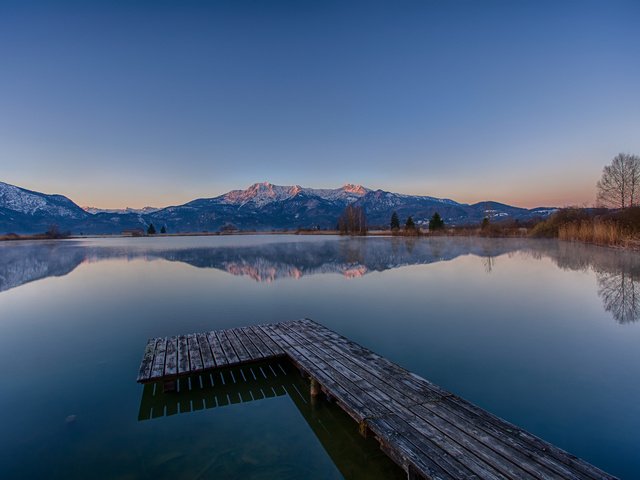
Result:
[1, 0, 638, 208]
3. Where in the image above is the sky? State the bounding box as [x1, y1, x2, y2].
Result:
[1, 0, 639, 209]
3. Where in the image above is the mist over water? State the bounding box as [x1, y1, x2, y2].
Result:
[0, 236, 638, 478]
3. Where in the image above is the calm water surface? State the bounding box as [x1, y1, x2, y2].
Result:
[1, 235, 639, 479]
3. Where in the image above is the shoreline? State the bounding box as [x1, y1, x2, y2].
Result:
[2, 230, 639, 251]
[0, 230, 393, 242]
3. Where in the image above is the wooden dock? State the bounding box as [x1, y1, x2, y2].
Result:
[137, 319, 616, 480]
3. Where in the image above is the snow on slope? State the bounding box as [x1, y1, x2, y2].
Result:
[220, 182, 302, 207]
[0, 181, 85, 219]
[83, 206, 160, 215]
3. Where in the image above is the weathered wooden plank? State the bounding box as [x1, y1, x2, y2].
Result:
[137, 338, 157, 381]
[238, 326, 271, 358]
[224, 329, 252, 363]
[164, 336, 178, 376]
[233, 328, 263, 360]
[177, 335, 189, 374]
[206, 331, 228, 366]
[197, 332, 216, 370]
[217, 330, 240, 364]
[241, 326, 278, 357]
[150, 338, 167, 379]
[250, 325, 285, 355]
[187, 333, 204, 372]
[368, 415, 457, 480]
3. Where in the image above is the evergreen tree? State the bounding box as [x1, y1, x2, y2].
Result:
[428, 212, 444, 231]
[160, 225, 167, 234]
[390, 211, 400, 230]
[147, 223, 156, 235]
[405, 216, 416, 230]
[481, 217, 490, 230]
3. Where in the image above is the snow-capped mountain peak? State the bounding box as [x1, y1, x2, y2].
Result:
[215, 182, 372, 207]
[341, 183, 368, 195]
[220, 182, 303, 207]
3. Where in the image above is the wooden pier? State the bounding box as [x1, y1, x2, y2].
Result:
[137, 319, 616, 480]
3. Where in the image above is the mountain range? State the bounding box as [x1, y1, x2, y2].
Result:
[0, 180, 557, 234]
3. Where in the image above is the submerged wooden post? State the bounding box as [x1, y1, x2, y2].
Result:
[359, 419, 369, 438]
[310, 377, 321, 397]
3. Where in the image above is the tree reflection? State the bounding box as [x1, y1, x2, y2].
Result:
[481, 256, 495, 274]
[597, 271, 640, 324]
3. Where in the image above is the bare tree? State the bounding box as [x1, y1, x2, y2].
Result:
[337, 205, 367, 235]
[596, 153, 640, 208]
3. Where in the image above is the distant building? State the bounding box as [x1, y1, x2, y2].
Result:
[122, 229, 145, 237]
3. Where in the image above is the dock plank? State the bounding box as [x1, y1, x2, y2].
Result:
[137, 338, 157, 381]
[240, 326, 273, 357]
[164, 336, 178, 376]
[206, 331, 228, 366]
[197, 333, 216, 370]
[217, 330, 240, 364]
[250, 325, 285, 355]
[187, 334, 204, 372]
[224, 329, 253, 363]
[150, 338, 167, 379]
[235, 327, 265, 359]
[177, 335, 189, 374]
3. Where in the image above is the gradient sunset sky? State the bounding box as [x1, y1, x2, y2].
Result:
[1, 0, 639, 209]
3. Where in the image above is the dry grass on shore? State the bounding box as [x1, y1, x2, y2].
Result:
[532, 207, 640, 249]
[558, 221, 626, 246]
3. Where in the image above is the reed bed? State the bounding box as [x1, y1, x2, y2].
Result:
[558, 221, 626, 246]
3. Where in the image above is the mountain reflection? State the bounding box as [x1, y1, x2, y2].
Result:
[1, 237, 639, 324]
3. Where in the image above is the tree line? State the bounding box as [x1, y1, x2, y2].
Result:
[337, 206, 446, 236]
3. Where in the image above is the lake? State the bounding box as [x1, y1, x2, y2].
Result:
[0, 235, 638, 479]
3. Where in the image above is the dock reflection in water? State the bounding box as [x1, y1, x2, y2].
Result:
[138, 359, 404, 479]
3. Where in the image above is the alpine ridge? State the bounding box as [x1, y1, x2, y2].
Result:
[0, 180, 556, 234]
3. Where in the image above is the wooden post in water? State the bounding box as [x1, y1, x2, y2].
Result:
[310, 377, 321, 397]
[358, 419, 369, 439]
